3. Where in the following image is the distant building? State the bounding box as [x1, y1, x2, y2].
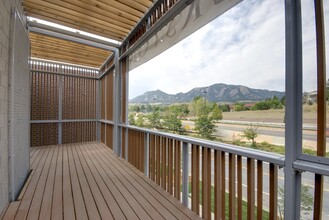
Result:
[307, 91, 317, 103]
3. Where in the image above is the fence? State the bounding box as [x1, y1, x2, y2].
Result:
[30, 59, 98, 146]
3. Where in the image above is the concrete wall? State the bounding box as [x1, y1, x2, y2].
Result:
[0, 0, 27, 215]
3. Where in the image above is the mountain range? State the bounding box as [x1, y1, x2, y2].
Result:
[130, 83, 285, 104]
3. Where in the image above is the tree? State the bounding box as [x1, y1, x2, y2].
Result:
[278, 185, 313, 219]
[189, 96, 211, 117]
[128, 113, 136, 125]
[194, 115, 216, 139]
[146, 104, 153, 112]
[135, 115, 145, 127]
[163, 113, 184, 134]
[219, 104, 230, 112]
[241, 125, 258, 148]
[210, 104, 223, 121]
[147, 110, 161, 129]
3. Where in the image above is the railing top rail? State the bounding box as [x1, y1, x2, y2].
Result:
[120, 124, 285, 166]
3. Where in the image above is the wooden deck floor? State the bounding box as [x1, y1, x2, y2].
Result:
[1, 142, 200, 220]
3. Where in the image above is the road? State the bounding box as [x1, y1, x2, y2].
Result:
[182, 120, 324, 142]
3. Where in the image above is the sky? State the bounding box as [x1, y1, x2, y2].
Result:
[129, 0, 329, 99]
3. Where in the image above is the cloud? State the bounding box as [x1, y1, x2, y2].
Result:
[129, 0, 328, 99]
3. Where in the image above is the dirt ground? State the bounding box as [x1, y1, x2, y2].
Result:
[222, 106, 329, 125]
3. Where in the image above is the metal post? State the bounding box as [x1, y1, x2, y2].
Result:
[96, 79, 101, 141]
[284, 0, 303, 219]
[113, 48, 121, 156]
[182, 142, 189, 206]
[58, 74, 63, 144]
[144, 133, 150, 177]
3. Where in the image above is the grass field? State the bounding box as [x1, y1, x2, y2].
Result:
[222, 105, 329, 125]
[186, 182, 270, 219]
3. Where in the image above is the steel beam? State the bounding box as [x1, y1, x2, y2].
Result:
[284, 0, 303, 219]
[30, 69, 98, 80]
[29, 26, 116, 51]
[28, 21, 120, 49]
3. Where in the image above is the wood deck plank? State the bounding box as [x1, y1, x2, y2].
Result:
[73, 143, 113, 219]
[70, 144, 101, 220]
[86, 143, 153, 220]
[1, 202, 20, 220]
[67, 144, 88, 220]
[90, 143, 177, 220]
[96, 142, 200, 220]
[39, 145, 59, 220]
[62, 144, 76, 220]
[80, 144, 139, 219]
[2, 142, 202, 220]
[78, 143, 126, 219]
[14, 146, 51, 220]
[51, 145, 63, 220]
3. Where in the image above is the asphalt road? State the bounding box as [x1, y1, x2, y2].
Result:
[182, 120, 325, 142]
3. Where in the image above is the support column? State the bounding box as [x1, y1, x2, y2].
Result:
[113, 49, 121, 156]
[58, 73, 63, 144]
[284, 0, 303, 219]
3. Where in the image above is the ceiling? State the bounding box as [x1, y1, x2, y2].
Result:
[29, 32, 113, 68]
[23, 0, 154, 68]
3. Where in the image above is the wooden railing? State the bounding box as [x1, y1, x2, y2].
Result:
[122, 125, 285, 219]
[121, 0, 179, 55]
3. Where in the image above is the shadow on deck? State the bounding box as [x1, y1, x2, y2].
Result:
[1, 142, 200, 220]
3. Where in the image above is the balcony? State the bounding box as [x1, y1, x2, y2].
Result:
[0, 0, 328, 219]
[1, 142, 200, 220]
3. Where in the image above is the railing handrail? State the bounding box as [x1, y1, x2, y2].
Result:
[120, 124, 285, 166]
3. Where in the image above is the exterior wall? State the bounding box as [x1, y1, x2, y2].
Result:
[30, 60, 98, 146]
[0, 0, 26, 215]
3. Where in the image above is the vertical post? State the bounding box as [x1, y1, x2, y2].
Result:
[284, 0, 303, 219]
[144, 132, 150, 177]
[96, 78, 101, 141]
[314, 0, 326, 218]
[182, 142, 189, 207]
[58, 73, 63, 144]
[113, 48, 121, 156]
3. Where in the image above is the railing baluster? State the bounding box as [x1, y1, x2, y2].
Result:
[174, 140, 181, 200]
[257, 160, 263, 220]
[121, 126, 286, 220]
[221, 151, 226, 220]
[269, 164, 278, 220]
[192, 144, 200, 215]
[144, 133, 149, 177]
[247, 158, 255, 219]
[168, 138, 173, 195]
[202, 147, 211, 219]
[237, 155, 243, 220]
[156, 136, 161, 185]
[214, 149, 221, 220]
[161, 136, 167, 189]
[229, 153, 236, 220]
[150, 134, 155, 181]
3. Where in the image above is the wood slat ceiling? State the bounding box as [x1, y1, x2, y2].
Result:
[30, 32, 113, 68]
[23, 0, 154, 68]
